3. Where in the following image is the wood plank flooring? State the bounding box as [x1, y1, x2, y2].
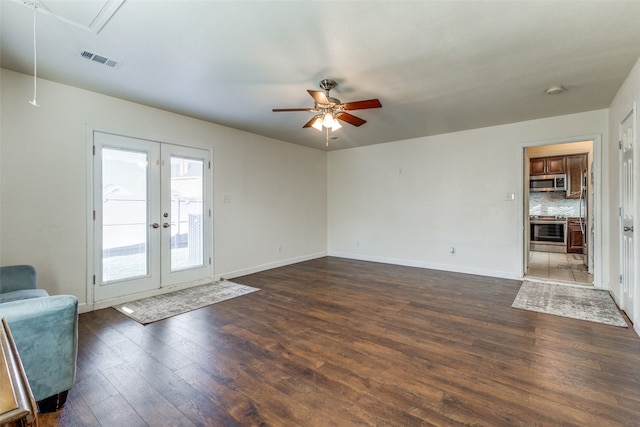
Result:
[40, 257, 640, 426]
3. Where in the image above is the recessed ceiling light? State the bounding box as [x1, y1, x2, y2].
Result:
[545, 85, 565, 95]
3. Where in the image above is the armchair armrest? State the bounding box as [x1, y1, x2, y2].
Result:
[0, 295, 78, 402]
[0, 265, 38, 293]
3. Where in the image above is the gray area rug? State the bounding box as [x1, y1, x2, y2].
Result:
[114, 280, 259, 324]
[512, 281, 627, 327]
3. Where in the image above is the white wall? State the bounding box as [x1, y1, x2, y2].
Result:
[0, 69, 327, 310]
[328, 110, 609, 280]
[608, 56, 640, 331]
[1, 66, 628, 318]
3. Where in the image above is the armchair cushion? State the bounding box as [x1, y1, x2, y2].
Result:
[0, 289, 49, 304]
[0, 265, 78, 411]
[0, 265, 38, 293]
[0, 295, 78, 403]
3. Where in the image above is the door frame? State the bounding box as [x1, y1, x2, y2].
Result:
[518, 134, 602, 288]
[86, 126, 215, 310]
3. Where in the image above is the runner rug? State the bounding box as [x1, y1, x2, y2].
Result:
[114, 280, 259, 325]
[512, 281, 627, 327]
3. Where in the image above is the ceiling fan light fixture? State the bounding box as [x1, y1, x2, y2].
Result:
[273, 79, 381, 141]
[310, 116, 323, 131]
[322, 112, 335, 128]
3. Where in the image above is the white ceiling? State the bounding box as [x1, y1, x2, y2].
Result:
[3, 0, 640, 151]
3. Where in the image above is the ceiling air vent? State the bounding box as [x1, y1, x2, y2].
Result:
[80, 50, 119, 68]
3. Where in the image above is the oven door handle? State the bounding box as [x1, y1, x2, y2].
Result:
[531, 221, 566, 225]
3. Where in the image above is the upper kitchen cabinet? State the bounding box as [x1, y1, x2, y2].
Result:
[530, 156, 566, 175]
[566, 154, 588, 199]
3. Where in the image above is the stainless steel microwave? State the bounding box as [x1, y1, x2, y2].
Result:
[530, 174, 567, 192]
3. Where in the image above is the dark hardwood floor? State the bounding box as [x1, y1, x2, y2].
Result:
[40, 257, 640, 426]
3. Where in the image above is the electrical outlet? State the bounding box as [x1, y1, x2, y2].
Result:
[277, 245, 282, 253]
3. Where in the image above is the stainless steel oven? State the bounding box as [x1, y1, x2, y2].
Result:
[530, 216, 567, 253]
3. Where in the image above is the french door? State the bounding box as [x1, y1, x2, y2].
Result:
[92, 131, 211, 301]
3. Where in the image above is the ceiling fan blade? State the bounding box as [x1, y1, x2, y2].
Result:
[272, 108, 313, 112]
[308, 90, 330, 105]
[342, 99, 382, 110]
[336, 112, 367, 127]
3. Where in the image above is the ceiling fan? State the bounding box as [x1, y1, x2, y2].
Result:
[272, 79, 382, 132]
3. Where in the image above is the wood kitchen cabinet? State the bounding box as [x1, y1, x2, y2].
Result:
[566, 154, 588, 199]
[530, 156, 565, 175]
[567, 218, 585, 254]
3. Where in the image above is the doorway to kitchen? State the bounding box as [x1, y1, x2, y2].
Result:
[523, 139, 597, 286]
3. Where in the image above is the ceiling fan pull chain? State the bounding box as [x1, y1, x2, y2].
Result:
[29, 1, 40, 107]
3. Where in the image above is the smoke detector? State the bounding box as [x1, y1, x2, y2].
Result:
[545, 85, 565, 95]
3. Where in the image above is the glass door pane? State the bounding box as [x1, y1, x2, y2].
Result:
[170, 156, 204, 271]
[102, 147, 149, 282]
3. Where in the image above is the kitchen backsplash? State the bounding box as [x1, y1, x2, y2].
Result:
[530, 192, 582, 217]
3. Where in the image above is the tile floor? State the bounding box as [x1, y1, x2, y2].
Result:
[525, 251, 594, 285]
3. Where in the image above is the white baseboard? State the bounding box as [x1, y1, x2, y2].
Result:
[78, 302, 94, 314]
[219, 252, 327, 280]
[328, 251, 521, 281]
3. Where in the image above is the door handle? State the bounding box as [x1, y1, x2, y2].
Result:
[151, 223, 160, 229]
[163, 222, 171, 228]
[624, 226, 634, 232]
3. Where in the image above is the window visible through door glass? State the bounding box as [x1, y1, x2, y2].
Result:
[102, 148, 149, 282]
[170, 156, 204, 271]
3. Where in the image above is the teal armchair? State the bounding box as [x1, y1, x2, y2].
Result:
[0, 265, 78, 413]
